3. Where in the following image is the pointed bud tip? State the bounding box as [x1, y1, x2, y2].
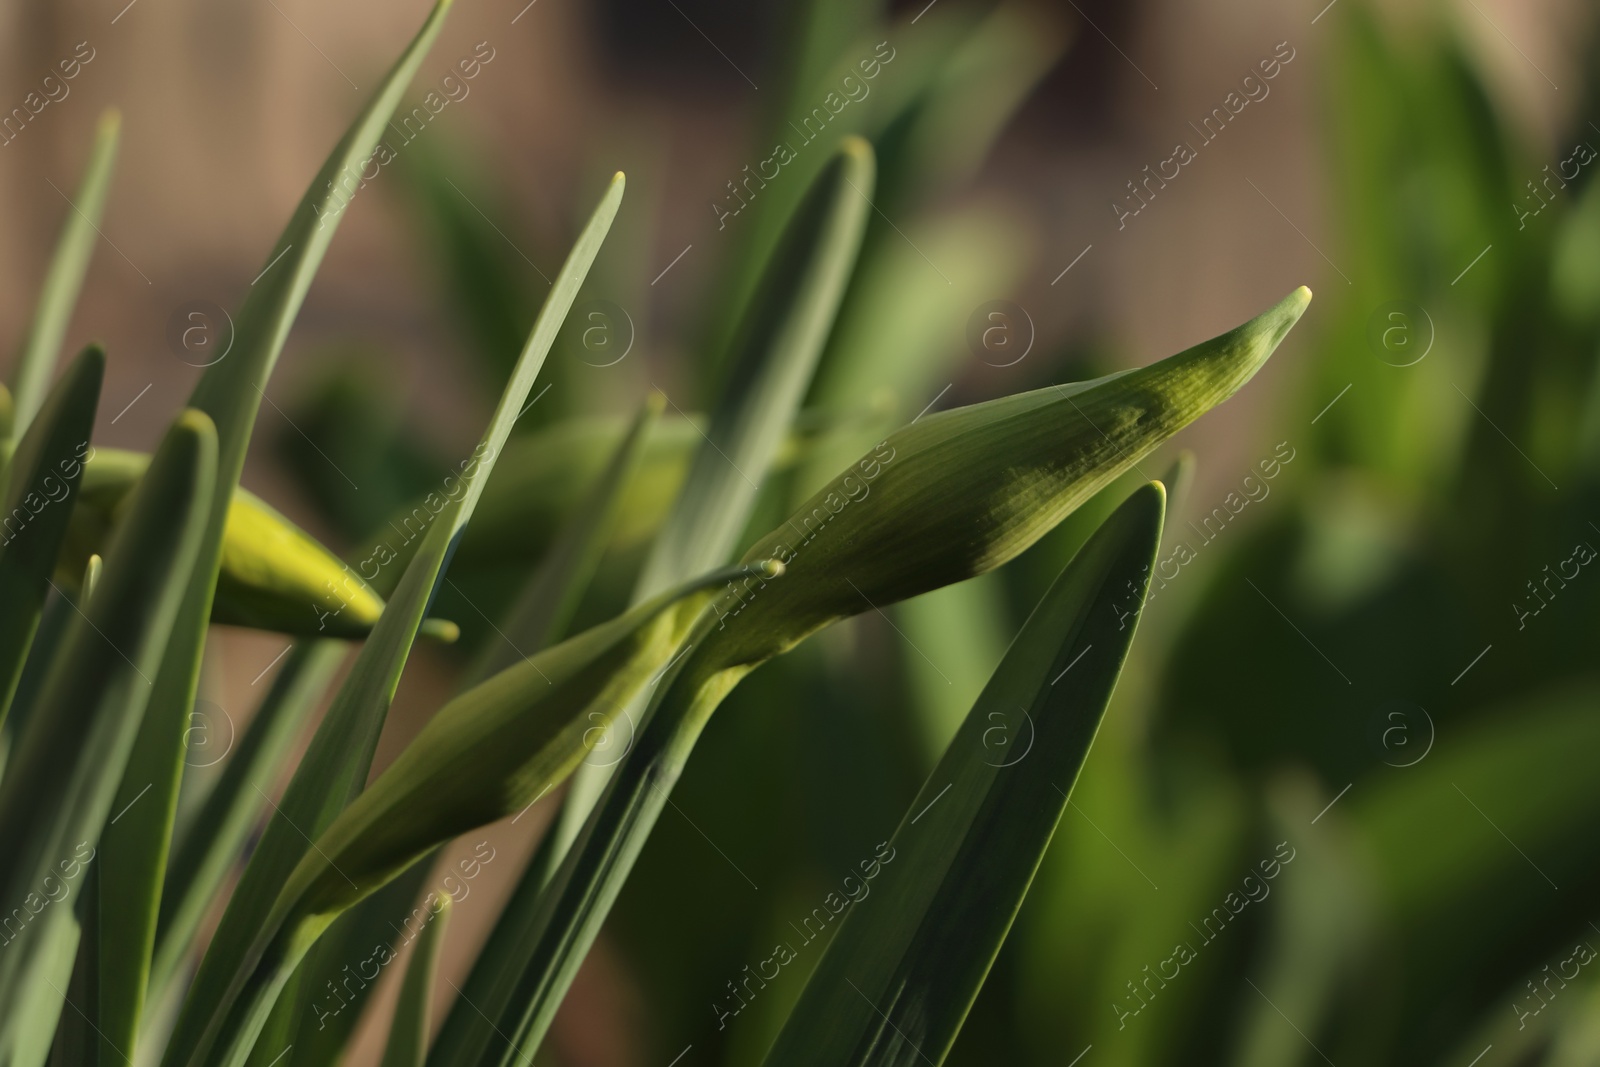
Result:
[1215, 285, 1312, 381]
[1274, 285, 1312, 329]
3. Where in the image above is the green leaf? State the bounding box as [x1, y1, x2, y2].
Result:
[553, 135, 876, 868]
[640, 137, 875, 593]
[467, 392, 664, 683]
[6, 111, 119, 447]
[485, 287, 1308, 1062]
[147, 641, 347, 1003]
[423, 829, 561, 1067]
[247, 859, 436, 1067]
[372, 407, 858, 592]
[379, 893, 451, 1067]
[14, 906, 82, 1067]
[97, 4, 459, 1059]
[449, 138, 875, 1066]
[160, 169, 625, 1067]
[0, 345, 102, 728]
[0, 409, 216, 1059]
[51, 861, 101, 1067]
[761, 481, 1164, 1066]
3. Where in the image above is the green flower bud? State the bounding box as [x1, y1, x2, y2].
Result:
[716, 286, 1311, 667]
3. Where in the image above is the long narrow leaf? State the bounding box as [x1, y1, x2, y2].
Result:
[147, 641, 346, 1003]
[439, 138, 875, 1067]
[0, 345, 102, 727]
[379, 893, 451, 1067]
[245, 860, 435, 1067]
[761, 483, 1165, 1065]
[469, 392, 663, 682]
[259, 402, 658, 1065]
[638, 136, 875, 593]
[161, 171, 625, 1067]
[0, 410, 215, 1058]
[97, 5, 458, 1060]
[552, 135, 875, 885]
[6, 112, 119, 444]
[422, 823, 561, 1067]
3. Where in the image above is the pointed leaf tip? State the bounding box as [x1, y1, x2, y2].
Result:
[838, 134, 873, 161]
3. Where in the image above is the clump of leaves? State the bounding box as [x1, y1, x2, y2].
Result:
[0, 2, 1308, 1066]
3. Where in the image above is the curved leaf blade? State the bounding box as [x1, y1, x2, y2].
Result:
[760, 484, 1164, 1066]
[102, 5, 460, 1063]
[378, 893, 451, 1067]
[160, 171, 625, 1067]
[148, 640, 347, 1003]
[6, 111, 119, 444]
[468, 391, 664, 683]
[551, 129, 876, 904]
[637, 135, 876, 593]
